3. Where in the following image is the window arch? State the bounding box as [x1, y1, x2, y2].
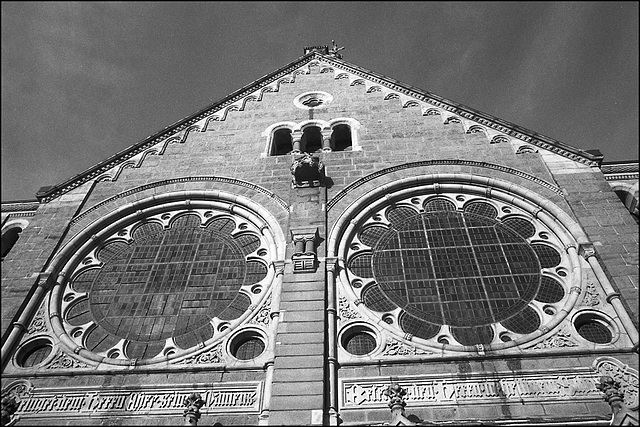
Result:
[1, 223, 26, 259]
[301, 126, 323, 153]
[331, 124, 352, 151]
[271, 128, 293, 155]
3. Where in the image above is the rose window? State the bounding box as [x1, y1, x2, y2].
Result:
[341, 193, 574, 349]
[56, 207, 272, 363]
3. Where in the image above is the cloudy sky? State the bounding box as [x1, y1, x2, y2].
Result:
[2, 2, 638, 201]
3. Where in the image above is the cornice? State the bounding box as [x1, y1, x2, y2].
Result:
[36, 53, 319, 203]
[313, 53, 605, 168]
[1, 200, 40, 213]
[35, 50, 610, 203]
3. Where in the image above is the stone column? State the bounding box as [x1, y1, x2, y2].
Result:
[322, 131, 332, 152]
[580, 244, 639, 346]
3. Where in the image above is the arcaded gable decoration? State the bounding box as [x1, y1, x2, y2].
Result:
[34, 46, 603, 203]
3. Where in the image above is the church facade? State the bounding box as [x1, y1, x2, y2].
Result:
[1, 45, 638, 426]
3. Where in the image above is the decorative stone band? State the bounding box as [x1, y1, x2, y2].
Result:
[69, 176, 290, 228]
[1, 381, 262, 419]
[326, 160, 564, 211]
[340, 368, 604, 409]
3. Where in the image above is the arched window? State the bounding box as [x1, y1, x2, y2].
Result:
[331, 124, 352, 151]
[272, 128, 293, 155]
[1, 227, 23, 259]
[615, 189, 639, 224]
[302, 126, 323, 153]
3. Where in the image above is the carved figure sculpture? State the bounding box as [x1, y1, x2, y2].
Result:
[183, 393, 206, 426]
[1, 396, 19, 427]
[290, 153, 326, 188]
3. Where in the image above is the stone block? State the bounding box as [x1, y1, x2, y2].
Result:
[275, 343, 324, 357]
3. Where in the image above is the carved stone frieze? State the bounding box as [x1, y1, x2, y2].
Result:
[594, 357, 639, 410]
[249, 295, 272, 326]
[340, 369, 602, 409]
[338, 295, 361, 320]
[581, 283, 602, 307]
[26, 306, 48, 335]
[531, 326, 579, 349]
[7, 382, 261, 419]
[174, 344, 225, 365]
[45, 351, 90, 370]
[382, 338, 431, 357]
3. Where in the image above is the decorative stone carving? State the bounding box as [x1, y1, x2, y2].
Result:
[532, 326, 579, 349]
[290, 154, 326, 188]
[383, 338, 431, 356]
[290, 227, 319, 273]
[26, 306, 48, 335]
[45, 351, 90, 370]
[581, 283, 602, 307]
[175, 344, 224, 365]
[249, 295, 272, 326]
[338, 295, 361, 320]
[384, 383, 407, 414]
[594, 357, 639, 410]
[183, 393, 206, 426]
[1, 380, 33, 427]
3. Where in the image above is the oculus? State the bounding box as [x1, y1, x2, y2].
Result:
[51, 203, 275, 364]
[340, 192, 576, 350]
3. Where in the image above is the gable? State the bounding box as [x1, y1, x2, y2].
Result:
[35, 50, 603, 203]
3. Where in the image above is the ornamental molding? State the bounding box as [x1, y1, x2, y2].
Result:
[338, 295, 362, 321]
[580, 283, 602, 307]
[531, 326, 579, 349]
[45, 351, 91, 370]
[26, 305, 48, 335]
[1, 381, 261, 419]
[249, 294, 272, 327]
[69, 176, 289, 228]
[339, 368, 602, 409]
[326, 159, 564, 211]
[0, 201, 39, 214]
[382, 338, 432, 357]
[34, 52, 600, 204]
[174, 344, 225, 366]
[593, 356, 639, 410]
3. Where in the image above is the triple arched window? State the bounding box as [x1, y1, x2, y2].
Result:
[264, 118, 361, 156]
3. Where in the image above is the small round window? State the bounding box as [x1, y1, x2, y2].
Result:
[341, 325, 378, 356]
[293, 91, 333, 110]
[574, 313, 613, 344]
[16, 339, 53, 368]
[230, 331, 266, 361]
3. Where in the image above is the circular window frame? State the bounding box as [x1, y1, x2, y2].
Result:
[572, 310, 619, 346]
[46, 192, 284, 367]
[332, 178, 584, 353]
[338, 322, 382, 358]
[14, 338, 55, 369]
[227, 327, 268, 362]
[293, 91, 334, 110]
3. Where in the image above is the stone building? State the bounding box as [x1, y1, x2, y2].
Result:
[1, 45, 638, 426]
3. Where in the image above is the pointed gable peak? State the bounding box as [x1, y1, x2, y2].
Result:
[304, 40, 345, 59]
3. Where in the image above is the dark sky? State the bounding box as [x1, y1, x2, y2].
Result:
[2, 2, 638, 201]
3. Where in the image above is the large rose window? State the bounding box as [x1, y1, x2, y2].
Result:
[54, 205, 274, 364]
[340, 191, 576, 350]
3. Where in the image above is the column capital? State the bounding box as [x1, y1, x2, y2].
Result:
[579, 243, 597, 259]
